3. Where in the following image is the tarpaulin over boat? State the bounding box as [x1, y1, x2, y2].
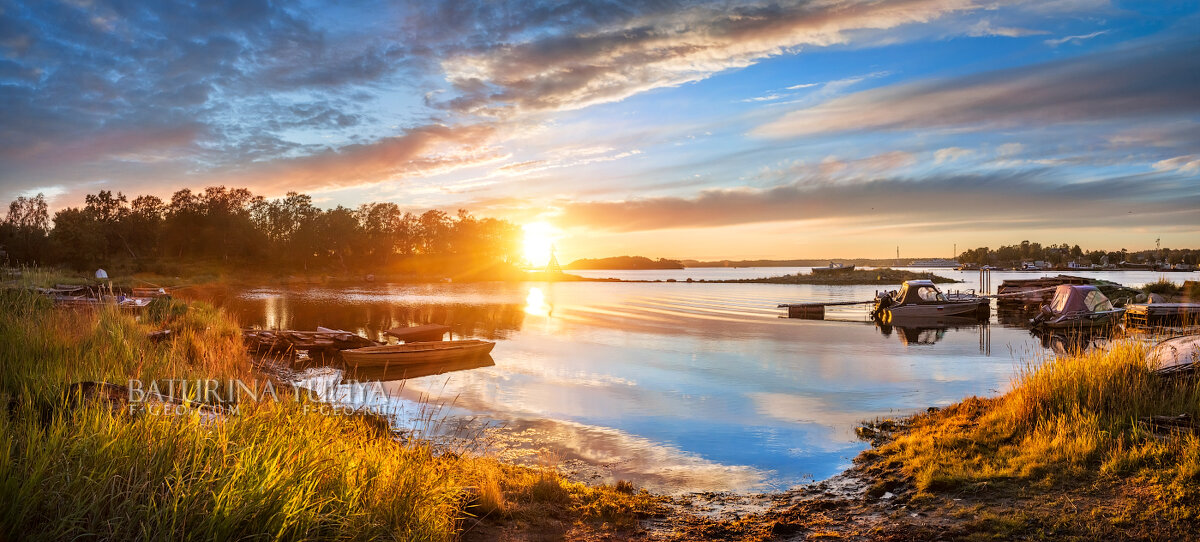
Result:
[1048, 285, 1114, 315]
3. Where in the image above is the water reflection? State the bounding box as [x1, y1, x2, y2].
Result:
[525, 286, 552, 317]
[876, 316, 990, 349]
[1030, 328, 1115, 356]
[213, 282, 1058, 494]
[225, 285, 528, 341]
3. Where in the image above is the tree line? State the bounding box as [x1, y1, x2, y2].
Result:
[0, 188, 524, 278]
[957, 240, 1199, 267]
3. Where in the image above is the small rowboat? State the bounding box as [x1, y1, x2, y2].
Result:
[341, 339, 495, 367]
[385, 324, 450, 342]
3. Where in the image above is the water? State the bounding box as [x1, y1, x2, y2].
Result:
[210, 270, 1196, 494]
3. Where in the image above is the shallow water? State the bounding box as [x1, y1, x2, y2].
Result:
[214, 269, 1196, 494]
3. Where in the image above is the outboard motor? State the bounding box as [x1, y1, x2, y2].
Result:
[871, 290, 894, 319]
[1029, 305, 1054, 327]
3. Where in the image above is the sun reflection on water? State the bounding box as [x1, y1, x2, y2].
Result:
[524, 286, 552, 317]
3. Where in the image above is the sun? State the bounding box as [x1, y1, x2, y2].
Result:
[522, 222, 556, 267]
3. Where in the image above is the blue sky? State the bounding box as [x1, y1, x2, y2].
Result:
[1, 0, 1198, 260]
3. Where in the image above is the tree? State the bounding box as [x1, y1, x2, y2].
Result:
[2, 193, 50, 264]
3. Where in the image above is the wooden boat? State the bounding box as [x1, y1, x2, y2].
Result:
[1029, 285, 1124, 329]
[341, 339, 495, 367]
[344, 355, 495, 381]
[872, 280, 989, 320]
[53, 295, 153, 310]
[242, 328, 378, 354]
[385, 324, 450, 342]
[1148, 335, 1200, 376]
[131, 287, 170, 297]
[811, 262, 855, 274]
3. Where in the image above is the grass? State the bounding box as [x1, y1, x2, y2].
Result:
[1143, 278, 1182, 298]
[867, 340, 1200, 533]
[0, 290, 660, 540]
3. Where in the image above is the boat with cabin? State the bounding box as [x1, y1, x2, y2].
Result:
[871, 280, 989, 321]
[1029, 285, 1124, 329]
[811, 262, 855, 274]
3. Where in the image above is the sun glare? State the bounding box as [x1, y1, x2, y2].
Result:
[522, 222, 555, 267]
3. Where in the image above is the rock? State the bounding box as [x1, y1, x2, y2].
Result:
[1135, 293, 1148, 303]
[1148, 293, 1166, 303]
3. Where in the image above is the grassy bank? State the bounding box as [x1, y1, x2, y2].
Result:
[865, 340, 1200, 534]
[666, 341, 1200, 540]
[721, 267, 958, 285]
[0, 291, 659, 540]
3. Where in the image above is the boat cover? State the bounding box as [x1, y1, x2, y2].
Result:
[894, 280, 945, 305]
[1048, 285, 1114, 315]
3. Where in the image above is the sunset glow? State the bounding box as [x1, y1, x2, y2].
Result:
[0, 2, 1197, 260]
[522, 222, 556, 267]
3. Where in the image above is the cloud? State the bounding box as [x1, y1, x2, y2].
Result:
[755, 39, 1200, 137]
[557, 171, 1200, 232]
[439, 0, 984, 116]
[967, 20, 1048, 38]
[219, 124, 503, 194]
[934, 147, 974, 164]
[1045, 29, 1108, 46]
[1152, 155, 1200, 175]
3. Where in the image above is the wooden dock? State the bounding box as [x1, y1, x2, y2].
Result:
[778, 301, 872, 319]
[1126, 303, 1200, 327]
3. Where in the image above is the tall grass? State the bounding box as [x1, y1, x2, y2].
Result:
[880, 339, 1200, 517]
[0, 290, 658, 540]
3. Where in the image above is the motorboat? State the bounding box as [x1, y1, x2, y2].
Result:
[872, 280, 989, 321]
[1029, 285, 1124, 329]
[811, 262, 855, 274]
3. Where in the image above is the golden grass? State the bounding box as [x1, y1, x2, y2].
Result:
[876, 340, 1200, 519]
[0, 290, 658, 540]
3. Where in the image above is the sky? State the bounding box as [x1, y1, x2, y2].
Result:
[1, 0, 1199, 262]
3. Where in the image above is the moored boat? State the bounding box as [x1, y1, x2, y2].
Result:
[385, 323, 450, 342]
[341, 339, 495, 367]
[1029, 285, 1124, 329]
[872, 280, 989, 320]
[811, 262, 855, 274]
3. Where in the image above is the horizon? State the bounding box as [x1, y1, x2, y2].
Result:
[2, 1, 1199, 264]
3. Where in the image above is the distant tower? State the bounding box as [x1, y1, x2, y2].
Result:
[545, 245, 563, 275]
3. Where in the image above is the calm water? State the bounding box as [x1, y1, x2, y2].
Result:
[210, 269, 1196, 494]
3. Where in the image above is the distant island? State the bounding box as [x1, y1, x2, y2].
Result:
[683, 258, 943, 268]
[564, 255, 684, 270]
[720, 268, 958, 285]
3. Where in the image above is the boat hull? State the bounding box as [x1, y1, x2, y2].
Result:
[1034, 309, 1125, 329]
[341, 340, 495, 367]
[884, 300, 989, 320]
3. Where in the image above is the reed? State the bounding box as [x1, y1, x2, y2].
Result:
[0, 291, 657, 540]
[877, 339, 1200, 517]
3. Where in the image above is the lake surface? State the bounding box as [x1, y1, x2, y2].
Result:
[211, 269, 1196, 494]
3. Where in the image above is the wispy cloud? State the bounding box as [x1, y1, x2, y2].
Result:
[558, 171, 1200, 232]
[439, 0, 984, 117]
[934, 147, 974, 164]
[755, 39, 1200, 137]
[1045, 29, 1108, 46]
